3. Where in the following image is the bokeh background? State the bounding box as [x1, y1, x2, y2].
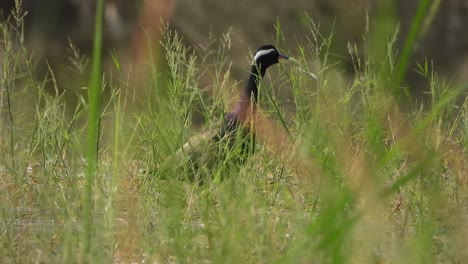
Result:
[1, 0, 468, 99]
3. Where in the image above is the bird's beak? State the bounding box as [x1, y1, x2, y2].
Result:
[277, 51, 318, 79]
[281, 56, 318, 80]
[278, 53, 290, 61]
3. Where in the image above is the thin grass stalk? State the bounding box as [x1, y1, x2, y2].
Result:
[83, 0, 105, 259]
[4, 61, 16, 174]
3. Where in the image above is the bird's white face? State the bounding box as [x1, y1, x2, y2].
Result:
[253, 48, 276, 63]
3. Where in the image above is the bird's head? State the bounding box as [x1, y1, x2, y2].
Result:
[253, 44, 289, 70]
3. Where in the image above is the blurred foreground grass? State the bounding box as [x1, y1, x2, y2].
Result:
[1, 2, 468, 263]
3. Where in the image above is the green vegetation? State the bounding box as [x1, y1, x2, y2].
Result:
[1, 2, 467, 263]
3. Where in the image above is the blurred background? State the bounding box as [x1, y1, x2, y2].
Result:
[1, 0, 468, 101]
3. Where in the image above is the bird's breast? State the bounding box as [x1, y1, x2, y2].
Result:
[232, 99, 257, 127]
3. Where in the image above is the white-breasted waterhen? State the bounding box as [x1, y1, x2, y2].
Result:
[171, 45, 292, 183]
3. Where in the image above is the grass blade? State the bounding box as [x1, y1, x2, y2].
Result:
[83, 0, 105, 260]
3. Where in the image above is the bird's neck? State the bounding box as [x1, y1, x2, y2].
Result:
[233, 64, 265, 122]
[241, 64, 265, 103]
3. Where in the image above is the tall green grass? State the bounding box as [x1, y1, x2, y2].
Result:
[0, 1, 467, 263]
[83, 0, 104, 260]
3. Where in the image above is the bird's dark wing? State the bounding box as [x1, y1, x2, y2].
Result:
[212, 112, 256, 161]
[166, 112, 256, 183]
[212, 112, 240, 143]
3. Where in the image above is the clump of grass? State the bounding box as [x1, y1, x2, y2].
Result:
[1, 1, 467, 263]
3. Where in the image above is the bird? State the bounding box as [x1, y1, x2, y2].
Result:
[171, 44, 291, 183]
